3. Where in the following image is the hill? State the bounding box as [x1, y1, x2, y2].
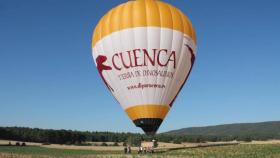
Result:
[164, 121, 280, 137]
[1, 121, 280, 144]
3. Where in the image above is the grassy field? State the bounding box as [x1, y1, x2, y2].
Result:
[1, 144, 280, 158]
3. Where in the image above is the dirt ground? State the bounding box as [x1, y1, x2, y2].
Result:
[1, 139, 280, 151]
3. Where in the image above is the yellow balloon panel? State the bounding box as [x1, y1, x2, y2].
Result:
[92, 0, 196, 47]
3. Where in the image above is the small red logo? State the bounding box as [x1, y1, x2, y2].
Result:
[96, 55, 114, 92]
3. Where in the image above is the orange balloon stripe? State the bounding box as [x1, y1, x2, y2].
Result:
[92, 0, 196, 47]
[125, 104, 170, 120]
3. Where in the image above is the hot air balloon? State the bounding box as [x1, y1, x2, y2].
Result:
[92, 0, 196, 135]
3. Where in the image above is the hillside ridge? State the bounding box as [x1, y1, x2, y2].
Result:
[164, 121, 280, 136]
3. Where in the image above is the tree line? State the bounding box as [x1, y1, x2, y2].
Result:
[0, 127, 279, 145]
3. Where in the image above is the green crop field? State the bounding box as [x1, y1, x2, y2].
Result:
[1, 144, 280, 158]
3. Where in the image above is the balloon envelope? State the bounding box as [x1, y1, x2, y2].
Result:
[92, 0, 197, 135]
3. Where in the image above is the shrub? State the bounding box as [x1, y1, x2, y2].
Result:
[244, 136, 252, 142]
[75, 143, 92, 146]
[113, 142, 119, 146]
[65, 141, 72, 145]
[123, 142, 127, 146]
[173, 139, 182, 144]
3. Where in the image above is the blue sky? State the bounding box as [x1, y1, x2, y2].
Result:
[1, 0, 280, 133]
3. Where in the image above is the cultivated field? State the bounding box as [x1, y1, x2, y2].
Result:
[1, 140, 280, 158]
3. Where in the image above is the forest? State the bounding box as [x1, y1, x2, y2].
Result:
[1, 125, 279, 146]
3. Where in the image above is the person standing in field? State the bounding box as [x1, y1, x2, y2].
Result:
[124, 146, 127, 154]
[127, 145, 131, 154]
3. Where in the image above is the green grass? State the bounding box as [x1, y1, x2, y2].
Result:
[162, 144, 280, 158]
[1, 144, 280, 158]
[0, 146, 123, 158]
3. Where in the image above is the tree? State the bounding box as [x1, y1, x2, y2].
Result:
[173, 138, 182, 144]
